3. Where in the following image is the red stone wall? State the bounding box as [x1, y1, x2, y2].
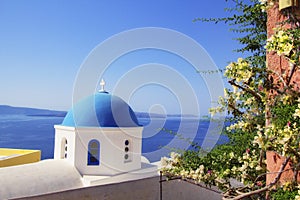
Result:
[266, 2, 300, 186]
[267, 2, 300, 90]
[266, 151, 300, 185]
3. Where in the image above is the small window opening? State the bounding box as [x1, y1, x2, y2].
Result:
[88, 139, 100, 165]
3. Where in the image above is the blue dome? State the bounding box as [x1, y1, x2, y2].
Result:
[62, 92, 140, 127]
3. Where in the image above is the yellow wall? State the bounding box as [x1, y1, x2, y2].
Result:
[0, 148, 41, 167]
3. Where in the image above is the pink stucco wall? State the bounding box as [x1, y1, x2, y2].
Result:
[267, 2, 300, 91]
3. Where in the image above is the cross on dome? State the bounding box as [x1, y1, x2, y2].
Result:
[99, 79, 106, 92]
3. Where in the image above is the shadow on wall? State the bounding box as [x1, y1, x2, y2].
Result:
[16, 176, 222, 200]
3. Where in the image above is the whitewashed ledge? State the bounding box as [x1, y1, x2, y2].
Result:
[16, 174, 222, 200]
[5, 159, 223, 200]
[1, 159, 225, 200]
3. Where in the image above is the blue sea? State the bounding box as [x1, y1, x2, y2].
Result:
[0, 115, 227, 162]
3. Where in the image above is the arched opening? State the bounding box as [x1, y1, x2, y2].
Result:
[60, 137, 68, 159]
[88, 139, 100, 165]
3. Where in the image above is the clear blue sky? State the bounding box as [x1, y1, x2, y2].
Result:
[0, 0, 245, 115]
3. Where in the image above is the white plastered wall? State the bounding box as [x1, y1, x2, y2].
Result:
[54, 125, 143, 176]
[54, 125, 76, 165]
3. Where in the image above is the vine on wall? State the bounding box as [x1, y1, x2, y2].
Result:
[161, 1, 300, 199]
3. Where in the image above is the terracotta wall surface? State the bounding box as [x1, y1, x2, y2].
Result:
[266, 151, 300, 186]
[267, 2, 300, 91]
[266, 2, 300, 186]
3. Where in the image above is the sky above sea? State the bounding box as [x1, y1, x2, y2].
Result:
[0, 0, 249, 116]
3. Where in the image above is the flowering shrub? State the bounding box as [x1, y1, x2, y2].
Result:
[162, 64, 300, 199]
[253, 111, 300, 158]
[259, 0, 275, 12]
[266, 28, 300, 65]
[266, 29, 293, 56]
[295, 185, 300, 200]
[161, 0, 300, 199]
[161, 152, 219, 187]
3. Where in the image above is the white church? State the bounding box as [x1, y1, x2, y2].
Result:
[0, 80, 159, 199]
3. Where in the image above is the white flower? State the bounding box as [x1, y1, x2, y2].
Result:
[294, 108, 300, 118]
[255, 165, 263, 171]
[259, 0, 267, 4]
[160, 156, 169, 168]
[170, 152, 180, 160]
[160, 156, 174, 170]
[198, 165, 205, 174]
[240, 162, 249, 171]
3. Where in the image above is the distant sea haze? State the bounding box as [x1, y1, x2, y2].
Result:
[0, 105, 227, 162]
[0, 105, 199, 118]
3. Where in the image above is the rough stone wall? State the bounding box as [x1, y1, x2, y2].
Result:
[266, 151, 300, 186]
[266, 2, 300, 186]
[267, 2, 300, 90]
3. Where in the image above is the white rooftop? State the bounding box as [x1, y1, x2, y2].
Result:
[0, 159, 83, 199]
[0, 158, 160, 200]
